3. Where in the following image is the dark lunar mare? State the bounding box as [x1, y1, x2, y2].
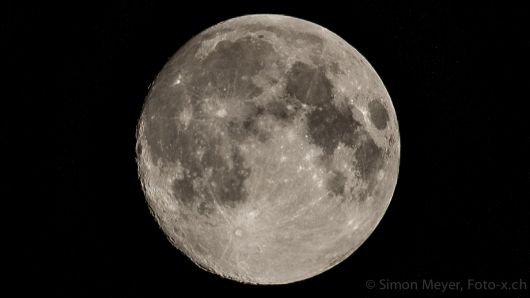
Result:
[143, 35, 284, 210]
[282, 60, 386, 200]
[368, 100, 389, 130]
[327, 170, 347, 196]
[142, 25, 387, 210]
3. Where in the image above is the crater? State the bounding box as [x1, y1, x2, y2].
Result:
[197, 201, 215, 216]
[135, 138, 143, 157]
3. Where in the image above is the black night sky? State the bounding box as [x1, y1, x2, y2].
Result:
[8, 1, 528, 297]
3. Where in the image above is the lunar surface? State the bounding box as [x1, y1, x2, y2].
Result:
[136, 14, 400, 284]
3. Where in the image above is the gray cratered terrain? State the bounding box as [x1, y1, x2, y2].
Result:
[136, 14, 400, 284]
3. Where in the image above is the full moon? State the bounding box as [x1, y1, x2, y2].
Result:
[136, 15, 400, 284]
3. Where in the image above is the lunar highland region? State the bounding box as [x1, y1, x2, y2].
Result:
[136, 14, 400, 284]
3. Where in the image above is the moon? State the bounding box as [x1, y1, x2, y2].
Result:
[136, 14, 400, 284]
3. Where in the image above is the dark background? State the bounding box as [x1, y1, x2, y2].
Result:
[6, 1, 528, 297]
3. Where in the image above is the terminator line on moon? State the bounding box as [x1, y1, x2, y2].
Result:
[136, 14, 400, 284]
